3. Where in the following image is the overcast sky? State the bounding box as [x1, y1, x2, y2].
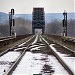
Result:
[74, 0, 75, 12]
[0, 0, 74, 14]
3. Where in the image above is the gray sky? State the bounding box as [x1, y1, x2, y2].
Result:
[0, 0, 74, 14]
[74, 0, 75, 12]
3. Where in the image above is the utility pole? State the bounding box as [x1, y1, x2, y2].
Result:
[9, 9, 15, 36]
[63, 10, 67, 36]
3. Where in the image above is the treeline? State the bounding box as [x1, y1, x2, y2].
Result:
[0, 17, 75, 37]
[0, 17, 32, 36]
[14, 17, 32, 35]
[0, 20, 9, 36]
[45, 19, 75, 37]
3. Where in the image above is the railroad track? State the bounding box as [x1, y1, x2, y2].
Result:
[0, 35, 36, 75]
[41, 35, 75, 75]
[0, 35, 74, 75]
[43, 36, 75, 54]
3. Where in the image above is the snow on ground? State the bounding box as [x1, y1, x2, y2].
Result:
[40, 37, 42, 42]
[18, 42, 27, 47]
[18, 36, 35, 47]
[14, 47, 27, 51]
[0, 52, 20, 62]
[0, 51, 21, 75]
[32, 35, 38, 45]
[0, 65, 10, 75]
[12, 52, 69, 75]
[30, 46, 45, 51]
[12, 52, 44, 75]
[30, 47, 41, 51]
[50, 44, 75, 74]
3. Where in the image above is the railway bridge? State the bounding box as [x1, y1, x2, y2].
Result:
[32, 8, 45, 35]
[0, 8, 75, 75]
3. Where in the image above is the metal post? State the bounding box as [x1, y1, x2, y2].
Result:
[9, 12, 12, 36]
[63, 10, 67, 36]
[9, 9, 15, 36]
[11, 9, 15, 27]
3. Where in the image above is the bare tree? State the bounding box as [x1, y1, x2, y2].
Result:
[45, 19, 75, 37]
[45, 19, 63, 35]
[14, 17, 32, 35]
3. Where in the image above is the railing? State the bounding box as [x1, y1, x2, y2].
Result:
[0, 36, 15, 48]
[0, 34, 33, 48]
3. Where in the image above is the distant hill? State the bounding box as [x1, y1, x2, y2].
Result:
[0, 12, 75, 24]
[15, 13, 75, 23]
[14, 14, 32, 20]
[0, 12, 75, 36]
[45, 13, 75, 23]
[0, 12, 9, 23]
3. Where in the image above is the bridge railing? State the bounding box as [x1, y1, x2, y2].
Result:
[0, 34, 33, 48]
[0, 36, 15, 48]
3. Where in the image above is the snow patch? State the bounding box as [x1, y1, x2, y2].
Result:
[50, 44, 75, 74]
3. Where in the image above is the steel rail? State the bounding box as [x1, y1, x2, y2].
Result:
[43, 35, 75, 54]
[41, 35, 74, 75]
[4, 35, 35, 75]
[0, 35, 34, 57]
